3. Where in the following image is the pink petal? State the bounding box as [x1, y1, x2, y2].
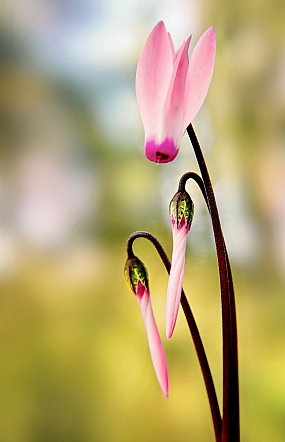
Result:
[166, 218, 190, 339]
[136, 21, 174, 141]
[168, 32, 175, 62]
[163, 36, 191, 146]
[182, 27, 216, 133]
[137, 283, 169, 397]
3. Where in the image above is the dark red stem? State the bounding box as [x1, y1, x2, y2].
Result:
[126, 231, 222, 442]
[187, 124, 239, 442]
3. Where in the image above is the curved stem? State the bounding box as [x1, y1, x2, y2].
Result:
[127, 231, 222, 442]
[178, 172, 207, 202]
[187, 124, 239, 442]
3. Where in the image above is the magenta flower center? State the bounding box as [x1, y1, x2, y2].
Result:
[145, 138, 178, 163]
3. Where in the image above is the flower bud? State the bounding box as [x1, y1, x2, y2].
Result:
[124, 254, 169, 396]
[124, 256, 149, 295]
[169, 190, 194, 229]
[166, 190, 194, 339]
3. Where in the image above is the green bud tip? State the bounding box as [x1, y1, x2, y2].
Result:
[169, 191, 194, 228]
[124, 256, 149, 294]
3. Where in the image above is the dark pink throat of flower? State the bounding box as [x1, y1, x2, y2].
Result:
[145, 138, 178, 163]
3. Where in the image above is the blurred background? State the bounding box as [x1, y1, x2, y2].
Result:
[1, 0, 285, 441]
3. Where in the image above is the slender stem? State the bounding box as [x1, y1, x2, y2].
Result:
[178, 172, 207, 201]
[127, 231, 222, 442]
[187, 124, 239, 442]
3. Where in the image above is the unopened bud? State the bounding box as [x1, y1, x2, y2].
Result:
[124, 256, 149, 295]
[169, 191, 194, 228]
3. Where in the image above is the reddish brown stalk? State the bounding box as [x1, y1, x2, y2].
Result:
[187, 124, 239, 442]
[126, 231, 222, 442]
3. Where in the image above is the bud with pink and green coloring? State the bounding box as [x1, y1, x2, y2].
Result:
[169, 190, 194, 230]
[166, 191, 194, 339]
[124, 256, 169, 397]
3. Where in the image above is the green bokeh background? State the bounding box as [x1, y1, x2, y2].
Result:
[1, 1, 285, 441]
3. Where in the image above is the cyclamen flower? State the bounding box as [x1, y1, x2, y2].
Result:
[166, 191, 194, 339]
[124, 256, 169, 397]
[136, 21, 216, 163]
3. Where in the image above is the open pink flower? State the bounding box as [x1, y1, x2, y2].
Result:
[136, 21, 216, 163]
[124, 256, 169, 396]
[166, 191, 194, 339]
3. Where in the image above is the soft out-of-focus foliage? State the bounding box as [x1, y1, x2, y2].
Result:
[1, 0, 285, 441]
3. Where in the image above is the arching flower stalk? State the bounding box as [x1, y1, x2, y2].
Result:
[125, 231, 222, 442]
